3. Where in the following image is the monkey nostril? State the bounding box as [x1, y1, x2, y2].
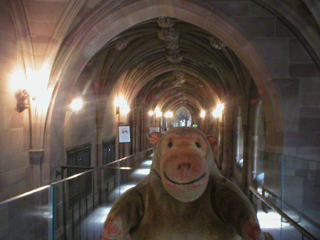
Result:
[195, 142, 201, 148]
[178, 163, 191, 170]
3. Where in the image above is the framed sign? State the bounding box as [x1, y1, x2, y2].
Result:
[149, 127, 160, 134]
[119, 125, 131, 143]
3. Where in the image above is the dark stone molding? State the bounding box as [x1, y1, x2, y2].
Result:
[29, 149, 45, 164]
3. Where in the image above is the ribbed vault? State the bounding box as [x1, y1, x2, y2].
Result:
[90, 17, 252, 117]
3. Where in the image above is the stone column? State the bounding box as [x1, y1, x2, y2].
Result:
[242, 125, 249, 194]
[29, 149, 46, 238]
[252, 135, 259, 179]
[29, 149, 44, 189]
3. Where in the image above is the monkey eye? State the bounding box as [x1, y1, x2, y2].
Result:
[195, 142, 201, 148]
[168, 141, 173, 148]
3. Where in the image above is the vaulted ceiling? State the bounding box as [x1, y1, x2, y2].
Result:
[54, 0, 320, 121]
[88, 17, 253, 115]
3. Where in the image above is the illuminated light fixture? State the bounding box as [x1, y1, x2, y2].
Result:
[121, 105, 130, 114]
[212, 102, 225, 118]
[164, 111, 173, 118]
[70, 98, 83, 111]
[14, 66, 52, 112]
[26, 66, 50, 101]
[200, 110, 206, 118]
[155, 107, 162, 117]
[156, 111, 162, 117]
[16, 89, 30, 112]
[148, 110, 154, 116]
[115, 95, 130, 114]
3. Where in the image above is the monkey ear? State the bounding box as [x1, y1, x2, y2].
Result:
[148, 132, 163, 148]
[207, 136, 219, 152]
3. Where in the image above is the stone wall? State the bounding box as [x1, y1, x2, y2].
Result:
[0, 0, 30, 201]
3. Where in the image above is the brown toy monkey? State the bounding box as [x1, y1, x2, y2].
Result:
[102, 127, 263, 240]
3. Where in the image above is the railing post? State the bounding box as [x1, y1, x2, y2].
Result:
[63, 181, 68, 240]
[142, 151, 144, 165]
[281, 154, 284, 213]
[90, 170, 95, 239]
[51, 185, 56, 240]
[78, 177, 81, 238]
[262, 188, 267, 213]
[85, 172, 88, 240]
[118, 161, 121, 197]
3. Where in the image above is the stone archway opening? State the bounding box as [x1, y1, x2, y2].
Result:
[174, 106, 192, 127]
[47, 1, 284, 181]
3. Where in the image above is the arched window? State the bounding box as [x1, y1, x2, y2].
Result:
[174, 106, 192, 127]
[253, 101, 266, 189]
[236, 108, 244, 168]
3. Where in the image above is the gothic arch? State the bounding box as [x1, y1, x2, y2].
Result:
[46, 1, 284, 165]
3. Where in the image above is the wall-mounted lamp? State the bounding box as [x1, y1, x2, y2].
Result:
[115, 95, 130, 115]
[164, 111, 173, 118]
[155, 107, 162, 117]
[70, 98, 83, 111]
[148, 110, 154, 116]
[200, 110, 206, 118]
[16, 89, 30, 112]
[212, 102, 225, 118]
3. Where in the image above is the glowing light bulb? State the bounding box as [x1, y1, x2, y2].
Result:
[200, 110, 206, 118]
[155, 107, 162, 117]
[115, 95, 130, 114]
[212, 103, 224, 118]
[164, 111, 173, 118]
[70, 98, 83, 111]
[121, 105, 130, 114]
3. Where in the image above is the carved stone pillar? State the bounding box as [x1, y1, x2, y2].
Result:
[252, 135, 259, 179]
[29, 150, 44, 189]
[29, 149, 46, 237]
[242, 125, 249, 194]
[219, 120, 225, 173]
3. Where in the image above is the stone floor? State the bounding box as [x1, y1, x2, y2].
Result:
[74, 159, 152, 240]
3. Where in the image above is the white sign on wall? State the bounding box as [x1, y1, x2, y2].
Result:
[119, 125, 131, 143]
[149, 127, 160, 134]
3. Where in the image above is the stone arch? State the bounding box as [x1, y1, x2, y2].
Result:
[46, 1, 284, 165]
[236, 107, 244, 168]
[174, 106, 192, 127]
[253, 100, 266, 172]
[252, 100, 266, 189]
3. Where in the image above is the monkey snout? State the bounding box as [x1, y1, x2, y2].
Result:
[178, 163, 191, 170]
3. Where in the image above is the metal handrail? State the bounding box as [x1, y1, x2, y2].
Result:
[262, 187, 303, 222]
[52, 148, 153, 185]
[0, 148, 153, 240]
[262, 187, 320, 230]
[0, 148, 153, 205]
[0, 185, 51, 205]
[60, 165, 134, 170]
[249, 186, 318, 240]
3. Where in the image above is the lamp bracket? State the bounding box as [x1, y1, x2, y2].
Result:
[16, 89, 30, 112]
